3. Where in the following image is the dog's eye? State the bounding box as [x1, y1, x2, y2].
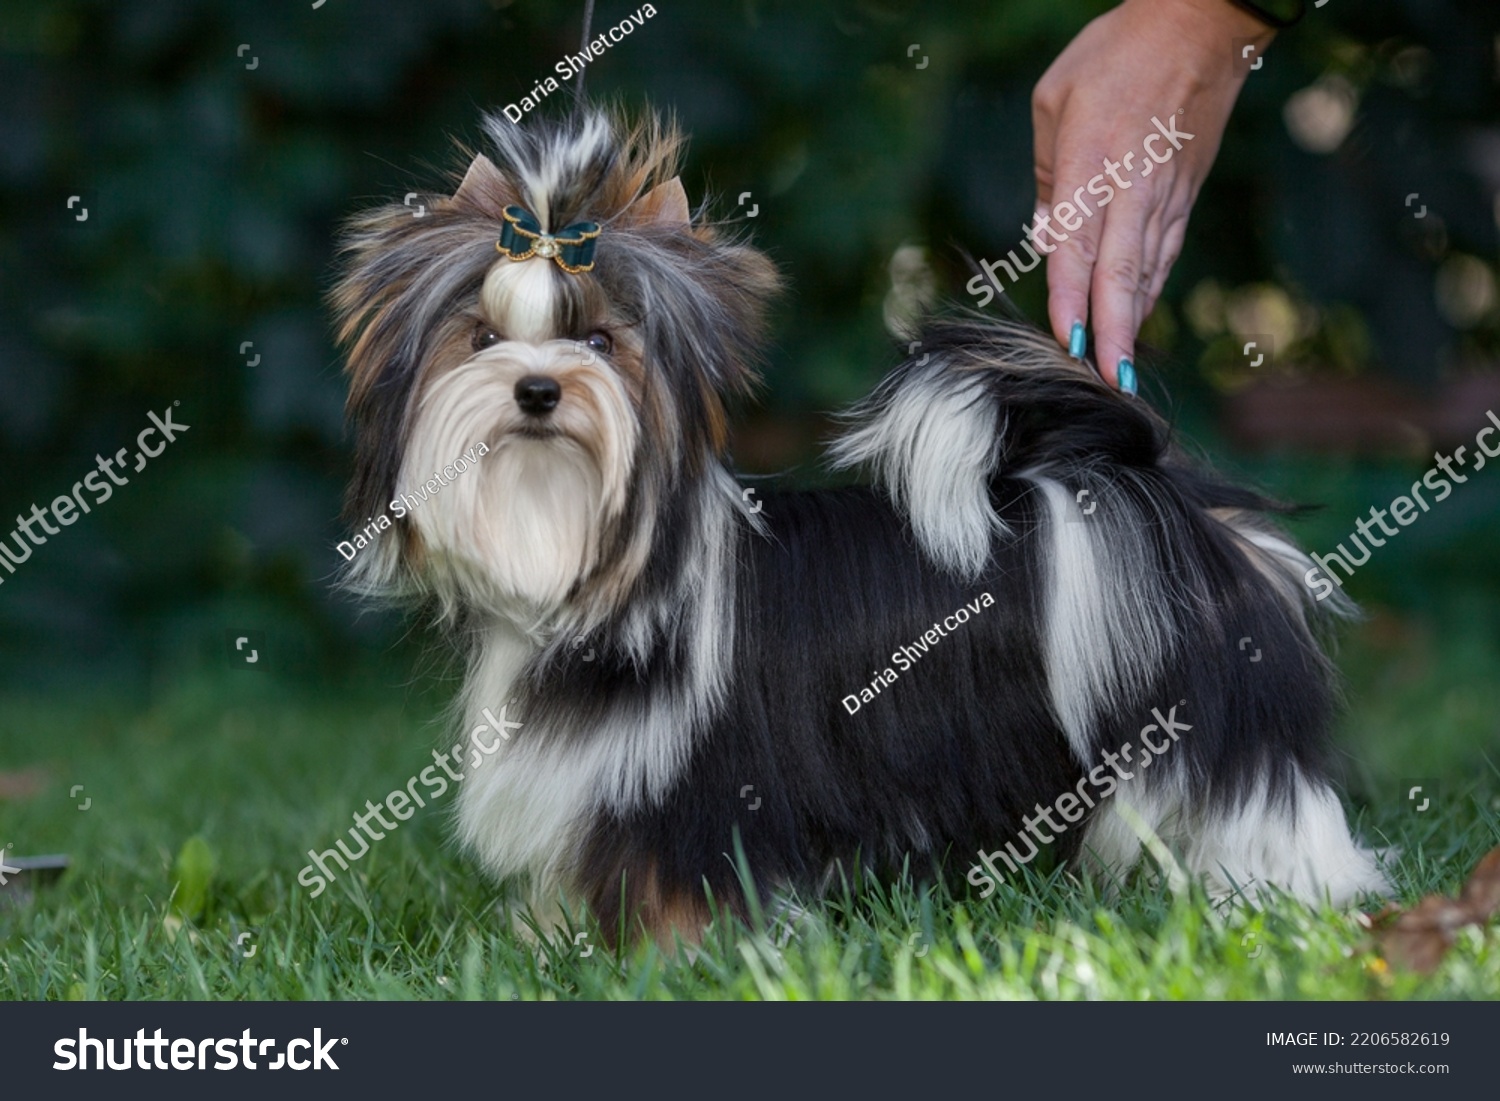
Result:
[472, 325, 501, 352]
[584, 331, 613, 356]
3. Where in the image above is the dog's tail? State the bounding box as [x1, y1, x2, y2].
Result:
[829, 313, 1347, 621]
[830, 315, 1166, 575]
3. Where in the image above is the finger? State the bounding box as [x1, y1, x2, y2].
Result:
[1142, 213, 1188, 319]
[1138, 202, 1166, 325]
[1043, 199, 1099, 358]
[1031, 88, 1061, 209]
[1042, 148, 1108, 358]
[1035, 160, 1055, 212]
[1137, 173, 1195, 324]
[1089, 195, 1151, 390]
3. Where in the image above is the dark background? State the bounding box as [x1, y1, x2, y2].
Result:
[1, 0, 1498, 691]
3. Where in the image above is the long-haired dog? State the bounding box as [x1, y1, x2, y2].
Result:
[331, 107, 1388, 948]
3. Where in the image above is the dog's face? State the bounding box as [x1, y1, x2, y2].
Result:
[332, 112, 779, 624]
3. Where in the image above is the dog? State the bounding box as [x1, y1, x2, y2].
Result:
[331, 107, 1389, 948]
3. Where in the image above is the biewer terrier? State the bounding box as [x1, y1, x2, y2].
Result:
[332, 108, 1388, 948]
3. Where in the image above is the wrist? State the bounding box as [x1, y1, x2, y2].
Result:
[1131, 0, 1277, 46]
[1223, 0, 1304, 29]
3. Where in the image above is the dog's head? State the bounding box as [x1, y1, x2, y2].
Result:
[332, 108, 779, 624]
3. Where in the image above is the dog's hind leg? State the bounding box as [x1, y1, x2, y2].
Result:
[1177, 769, 1391, 906]
[1080, 768, 1390, 906]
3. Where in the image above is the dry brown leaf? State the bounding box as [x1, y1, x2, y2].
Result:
[1371, 843, 1500, 974]
[1456, 845, 1500, 916]
[0, 767, 48, 801]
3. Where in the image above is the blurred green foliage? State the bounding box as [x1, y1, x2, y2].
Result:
[0, 0, 1496, 684]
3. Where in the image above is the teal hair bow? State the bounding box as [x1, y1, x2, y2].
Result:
[496, 205, 601, 274]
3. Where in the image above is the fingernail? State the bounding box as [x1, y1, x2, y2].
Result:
[1068, 321, 1086, 359]
[1117, 358, 1137, 395]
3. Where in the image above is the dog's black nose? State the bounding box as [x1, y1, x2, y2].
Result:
[514, 376, 561, 416]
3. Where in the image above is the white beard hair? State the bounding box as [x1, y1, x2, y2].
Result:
[416, 435, 600, 618]
[397, 343, 638, 624]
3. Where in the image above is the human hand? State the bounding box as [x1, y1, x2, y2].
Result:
[1032, 0, 1274, 389]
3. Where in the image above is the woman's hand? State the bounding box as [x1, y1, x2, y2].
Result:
[1032, 0, 1274, 389]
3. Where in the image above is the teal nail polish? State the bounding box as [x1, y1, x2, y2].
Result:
[1068, 322, 1086, 359]
[1118, 358, 1137, 395]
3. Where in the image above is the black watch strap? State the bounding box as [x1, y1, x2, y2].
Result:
[1226, 0, 1306, 29]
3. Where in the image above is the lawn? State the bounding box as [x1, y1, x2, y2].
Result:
[1, 458, 1498, 1001]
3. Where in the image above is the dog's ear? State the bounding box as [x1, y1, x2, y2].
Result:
[446, 153, 519, 217]
[623, 176, 691, 227]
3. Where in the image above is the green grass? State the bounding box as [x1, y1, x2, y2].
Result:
[1, 605, 1498, 1001]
